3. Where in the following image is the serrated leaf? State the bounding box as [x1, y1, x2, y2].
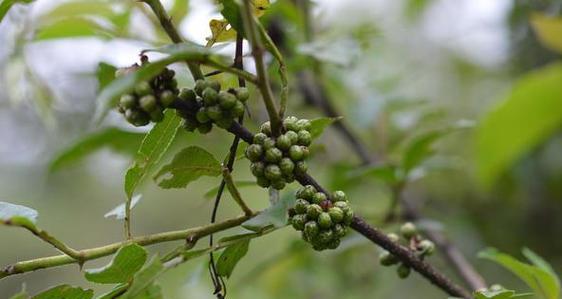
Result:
[32, 285, 93, 299]
[50, 128, 144, 172]
[531, 13, 562, 54]
[204, 180, 255, 199]
[154, 146, 221, 189]
[0, 0, 34, 23]
[120, 256, 165, 299]
[308, 117, 342, 139]
[35, 17, 111, 40]
[84, 244, 147, 284]
[242, 192, 294, 232]
[475, 63, 562, 187]
[125, 111, 182, 199]
[104, 195, 142, 220]
[0, 201, 38, 225]
[216, 239, 250, 278]
[479, 248, 560, 299]
[96, 62, 117, 91]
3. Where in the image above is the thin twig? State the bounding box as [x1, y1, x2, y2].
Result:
[223, 168, 253, 216]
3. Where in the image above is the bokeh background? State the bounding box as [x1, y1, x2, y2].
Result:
[1, 0, 561, 298]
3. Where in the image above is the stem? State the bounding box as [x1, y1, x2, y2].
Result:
[9, 223, 82, 260]
[223, 168, 253, 216]
[125, 200, 132, 239]
[200, 58, 258, 84]
[240, 0, 282, 136]
[0, 213, 256, 280]
[142, 0, 204, 80]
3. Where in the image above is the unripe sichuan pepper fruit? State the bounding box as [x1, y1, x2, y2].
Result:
[175, 79, 248, 134]
[116, 56, 179, 126]
[246, 116, 312, 190]
[288, 185, 354, 251]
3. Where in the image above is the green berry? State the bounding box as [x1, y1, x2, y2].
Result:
[297, 130, 312, 146]
[334, 201, 350, 213]
[318, 229, 334, 244]
[291, 214, 307, 231]
[202, 87, 218, 105]
[400, 222, 418, 239]
[328, 207, 344, 223]
[134, 81, 152, 96]
[231, 101, 245, 118]
[206, 105, 223, 121]
[289, 145, 305, 161]
[297, 185, 316, 200]
[294, 199, 309, 214]
[284, 173, 295, 183]
[194, 79, 208, 96]
[397, 264, 411, 279]
[218, 91, 237, 109]
[285, 130, 299, 144]
[294, 161, 308, 175]
[260, 121, 271, 135]
[279, 158, 295, 175]
[306, 204, 322, 219]
[126, 109, 150, 127]
[196, 108, 210, 123]
[253, 133, 268, 145]
[250, 162, 265, 177]
[332, 190, 347, 202]
[160, 90, 176, 107]
[179, 88, 197, 102]
[327, 238, 341, 249]
[149, 107, 164, 122]
[333, 224, 347, 238]
[120, 94, 136, 109]
[343, 209, 354, 225]
[418, 240, 435, 256]
[296, 119, 312, 131]
[197, 122, 213, 134]
[182, 118, 198, 131]
[265, 148, 283, 163]
[245, 144, 264, 162]
[263, 138, 276, 150]
[264, 164, 282, 181]
[379, 251, 399, 266]
[312, 192, 328, 205]
[304, 221, 319, 238]
[256, 176, 270, 188]
[164, 79, 177, 90]
[271, 180, 286, 190]
[234, 87, 249, 101]
[283, 116, 299, 132]
[301, 147, 310, 159]
[318, 212, 332, 229]
[276, 134, 292, 150]
[209, 80, 221, 92]
[387, 233, 400, 243]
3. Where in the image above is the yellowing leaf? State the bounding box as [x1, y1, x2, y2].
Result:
[531, 13, 562, 54]
[206, 19, 237, 47]
[252, 0, 270, 18]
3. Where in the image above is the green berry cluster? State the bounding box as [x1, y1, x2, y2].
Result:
[288, 185, 353, 251]
[245, 117, 312, 190]
[379, 222, 435, 279]
[117, 59, 178, 127]
[176, 79, 248, 134]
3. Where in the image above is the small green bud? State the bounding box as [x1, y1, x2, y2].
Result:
[202, 87, 218, 105]
[263, 138, 276, 150]
[283, 116, 299, 132]
[126, 110, 150, 127]
[379, 251, 399, 266]
[120, 94, 136, 109]
[294, 199, 309, 214]
[327, 238, 341, 249]
[400, 222, 418, 239]
[304, 221, 319, 238]
[328, 207, 344, 223]
[209, 80, 221, 92]
[256, 176, 270, 188]
[276, 134, 292, 150]
[271, 179, 286, 190]
[179, 88, 197, 102]
[284, 173, 295, 183]
[306, 204, 322, 219]
[231, 101, 245, 118]
[418, 240, 435, 256]
[149, 107, 164, 122]
[333, 224, 347, 238]
[245, 144, 264, 162]
[312, 192, 328, 205]
[260, 121, 271, 135]
[318, 229, 334, 244]
[194, 79, 208, 96]
[250, 162, 265, 177]
[297, 185, 316, 200]
[196, 108, 210, 124]
[285, 130, 299, 144]
[234, 87, 249, 101]
[294, 161, 308, 175]
[265, 148, 283, 163]
[297, 130, 312, 146]
[160, 90, 176, 107]
[289, 145, 304, 161]
[397, 264, 411, 279]
[206, 105, 223, 121]
[291, 214, 307, 231]
[197, 122, 213, 134]
[253, 133, 268, 145]
[387, 233, 400, 243]
[318, 212, 332, 229]
[343, 209, 354, 225]
[279, 158, 295, 175]
[334, 201, 350, 213]
[332, 190, 347, 202]
[296, 119, 312, 131]
[218, 91, 237, 109]
[264, 164, 282, 180]
[134, 81, 152, 96]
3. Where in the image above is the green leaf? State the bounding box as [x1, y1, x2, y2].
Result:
[204, 180, 255, 199]
[154, 146, 222, 189]
[308, 117, 342, 139]
[120, 256, 165, 299]
[218, 232, 260, 245]
[347, 164, 401, 185]
[128, 284, 162, 299]
[0, 201, 38, 225]
[402, 130, 447, 173]
[219, 0, 244, 35]
[479, 248, 560, 299]
[50, 128, 144, 172]
[9, 289, 28, 299]
[181, 248, 212, 260]
[475, 63, 562, 187]
[522, 248, 559, 280]
[124, 111, 182, 199]
[40, 1, 114, 22]
[96, 62, 117, 91]
[35, 18, 111, 40]
[104, 195, 142, 220]
[216, 239, 250, 278]
[0, 0, 34, 23]
[531, 13, 562, 54]
[84, 243, 148, 284]
[95, 284, 127, 299]
[170, 0, 189, 25]
[32, 285, 93, 299]
[242, 192, 294, 232]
